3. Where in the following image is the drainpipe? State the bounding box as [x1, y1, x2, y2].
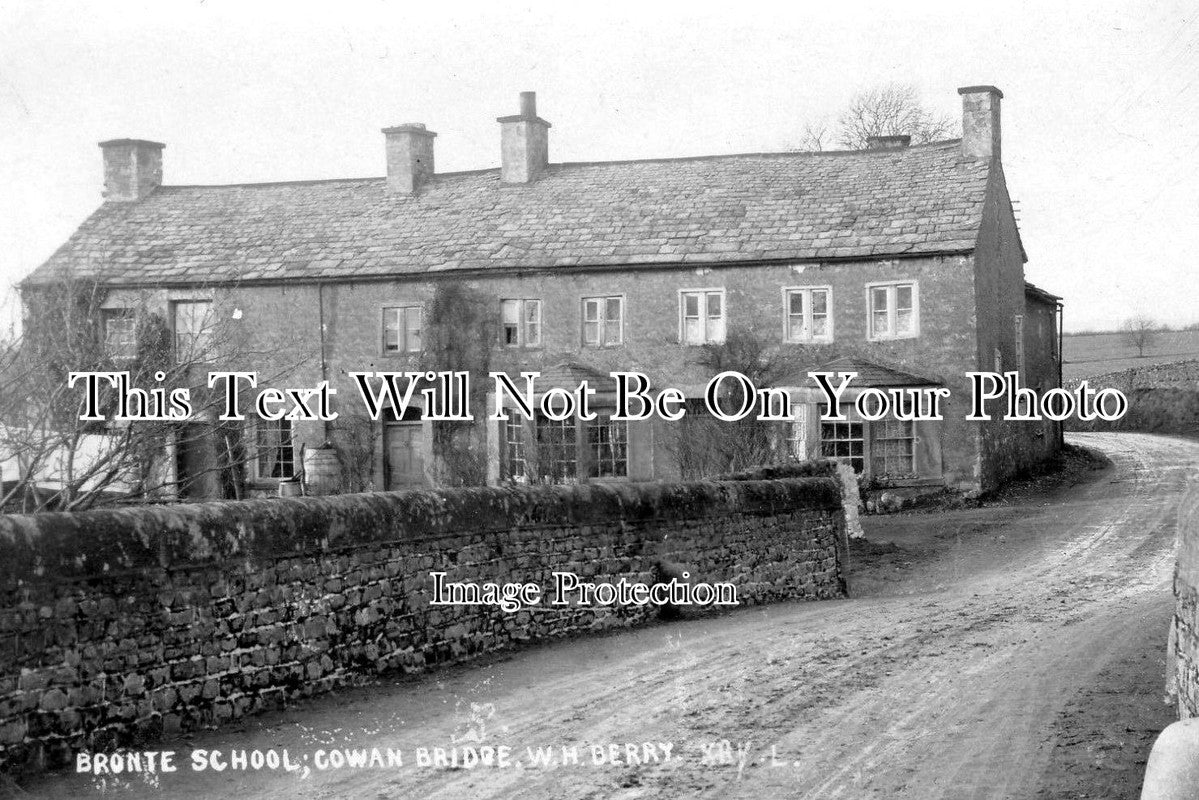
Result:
[1057, 300, 1065, 449]
[318, 281, 330, 443]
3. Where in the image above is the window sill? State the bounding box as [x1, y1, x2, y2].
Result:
[867, 334, 919, 343]
[246, 477, 298, 488]
[867, 475, 941, 488]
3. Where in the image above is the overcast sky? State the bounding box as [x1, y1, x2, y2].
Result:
[0, 0, 1195, 333]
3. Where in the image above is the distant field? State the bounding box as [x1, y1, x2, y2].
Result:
[1063, 328, 1199, 380]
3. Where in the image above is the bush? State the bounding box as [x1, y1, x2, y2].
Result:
[718, 460, 837, 481]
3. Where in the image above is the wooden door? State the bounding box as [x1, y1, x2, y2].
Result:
[385, 422, 425, 490]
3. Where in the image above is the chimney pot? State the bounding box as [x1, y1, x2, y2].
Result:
[98, 139, 165, 202]
[497, 91, 551, 184]
[866, 134, 912, 150]
[382, 123, 437, 194]
[957, 85, 1003, 161]
[519, 91, 537, 118]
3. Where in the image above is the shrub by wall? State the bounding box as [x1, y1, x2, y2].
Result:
[718, 460, 838, 481]
[0, 476, 846, 774]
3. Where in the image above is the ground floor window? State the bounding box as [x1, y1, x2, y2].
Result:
[871, 419, 915, 478]
[501, 411, 630, 484]
[503, 417, 527, 482]
[817, 403, 924, 480]
[788, 403, 809, 460]
[255, 418, 295, 479]
[587, 416, 628, 478]
[536, 415, 577, 483]
[820, 406, 865, 473]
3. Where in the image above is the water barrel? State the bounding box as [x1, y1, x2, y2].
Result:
[303, 443, 343, 496]
[277, 479, 303, 497]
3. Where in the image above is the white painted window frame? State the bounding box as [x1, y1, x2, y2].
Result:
[678, 287, 727, 346]
[865, 280, 920, 341]
[781, 285, 834, 344]
[580, 294, 625, 348]
[380, 304, 424, 355]
[500, 298, 543, 349]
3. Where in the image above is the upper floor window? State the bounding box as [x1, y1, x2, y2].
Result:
[784, 287, 832, 343]
[680, 289, 725, 345]
[102, 309, 137, 360]
[582, 296, 623, 347]
[383, 306, 422, 354]
[501, 299, 542, 348]
[867, 281, 918, 340]
[172, 300, 213, 360]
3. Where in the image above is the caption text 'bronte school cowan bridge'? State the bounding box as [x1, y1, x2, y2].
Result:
[22, 85, 1062, 496]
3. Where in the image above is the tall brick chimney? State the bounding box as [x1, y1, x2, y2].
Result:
[497, 91, 550, 184]
[957, 85, 1002, 161]
[99, 139, 164, 202]
[382, 123, 437, 194]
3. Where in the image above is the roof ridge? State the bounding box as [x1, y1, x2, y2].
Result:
[553, 139, 963, 169]
[155, 140, 968, 191]
[161, 166, 502, 191]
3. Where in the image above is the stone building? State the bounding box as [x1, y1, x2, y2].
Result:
[21, 85, 1061, 498]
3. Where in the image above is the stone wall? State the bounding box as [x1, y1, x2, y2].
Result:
[0, 476, 846, 774]
[973, 166, 1062, 490]
[95, 251, 990, 492]
[1168, 485, 1199, 718]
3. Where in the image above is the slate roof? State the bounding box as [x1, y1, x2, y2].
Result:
[1025, 282, 1062, 305]
[25, 140, 992, 287]
[530, 361, 612, 390]
[802, 356, 941, 388]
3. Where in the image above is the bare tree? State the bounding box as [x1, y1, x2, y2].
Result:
[798, 119, 832, 152]
[0, 274, 309, 511]
[1121, 314, 1162, 358]
[329, 411, 381, 493]
[835, 83, 955, 149]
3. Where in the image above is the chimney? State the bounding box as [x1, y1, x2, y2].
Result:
[957, 85, 1003, 161]
[497, 91, 551, 184]
[866, 134, 911, 150]
[99, 139, 165, 202]
[382, 123, 437, 194]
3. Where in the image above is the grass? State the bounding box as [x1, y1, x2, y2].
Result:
[1063, 328, 1199, 380]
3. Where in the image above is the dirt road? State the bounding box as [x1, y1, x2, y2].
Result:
[18, 432, 1195, 800]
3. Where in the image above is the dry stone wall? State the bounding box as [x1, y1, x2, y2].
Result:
[1169, 485, 1199, 718]
[0, 477, 846, 773]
